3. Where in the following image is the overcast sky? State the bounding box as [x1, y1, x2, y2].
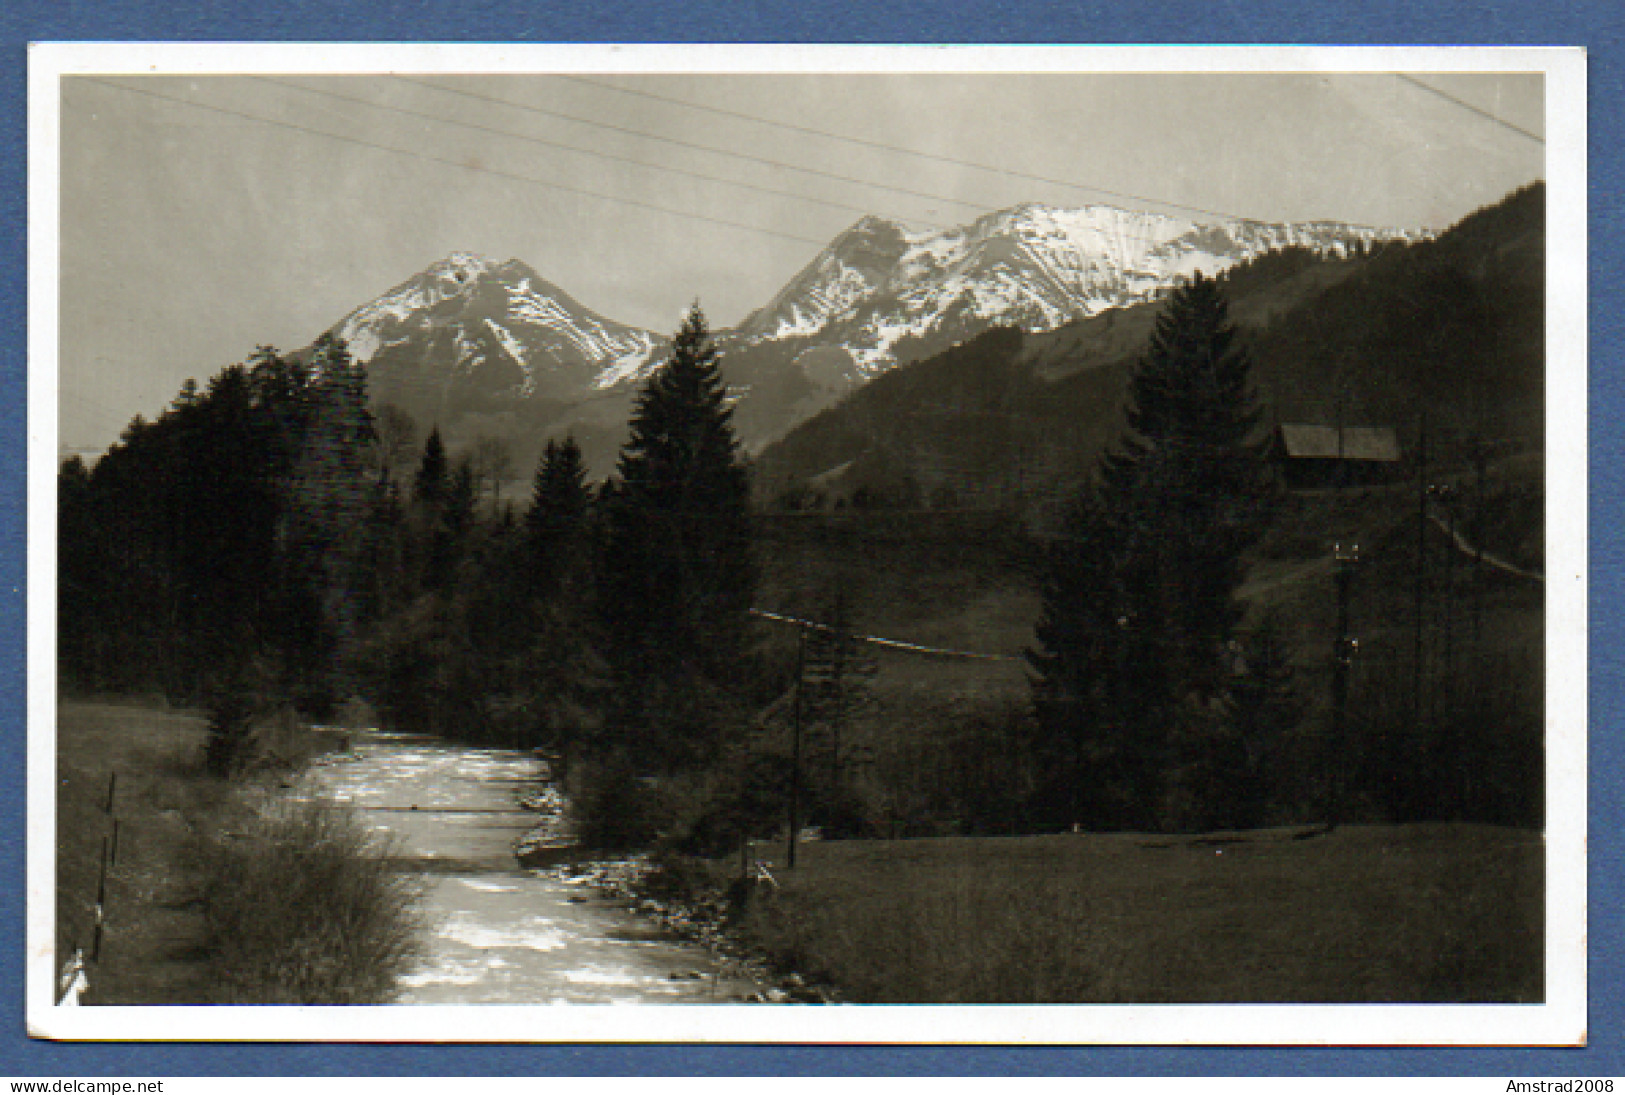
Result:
[55, 66, 1544, 454]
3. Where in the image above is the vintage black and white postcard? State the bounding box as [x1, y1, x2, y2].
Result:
[26, 43, 1586, 1045]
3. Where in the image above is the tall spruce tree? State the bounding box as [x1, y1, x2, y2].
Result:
[503, 437, 606, 758]
[409, 428, 474, 594]
[58, 345, 357, 711]
[525, 436, 591, 599]
[1028, 493, 1150, 828]
[282, 334, 377, 704]
[414, 426, 449, 507]
[597, 304, 754, 768]
[1029, 272, 1274, 830]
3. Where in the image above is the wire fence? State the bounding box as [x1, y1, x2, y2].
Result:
[59, 769, 121, 1006]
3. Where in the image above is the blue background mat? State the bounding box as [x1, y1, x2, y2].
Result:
[1, 0, 1617, 1076]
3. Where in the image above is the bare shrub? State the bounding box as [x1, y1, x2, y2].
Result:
[204, 692, 327, 778]
[198, 799, 424, 1003]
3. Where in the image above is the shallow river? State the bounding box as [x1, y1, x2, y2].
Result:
[300, 731, 765, 1004]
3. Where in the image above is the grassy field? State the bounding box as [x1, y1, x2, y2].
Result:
[738, 823, 1543, 1003]
[56, 698, 422, 1004]
[56, 699, 229, 1003]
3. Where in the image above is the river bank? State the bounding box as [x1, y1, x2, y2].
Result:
[58, 701, 776, 1005]
[539, 856, 836, 1004]
[507, 762, 835, 1004]
[297, 730, 772, 1003]
[55, 698, 418, 1005]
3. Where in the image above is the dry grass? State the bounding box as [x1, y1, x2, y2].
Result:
[56, 700, 225, 1003]
[57, 698, 423, 1004]
[740, 823, 1543, 1003]
[198, 799, 424, 1004]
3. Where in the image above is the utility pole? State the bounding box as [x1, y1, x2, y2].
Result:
[1472, 440, 1487, 652]
[1328, 542, 1362, 833]
[1413, 413, 1428, 742]
[1426, 482, 1457, 735]
[786, 624, 807, 871]
[1435, 483, 1460, 816]
[1334, 387, 1346, 492]
[1441, 486, 1458, 710]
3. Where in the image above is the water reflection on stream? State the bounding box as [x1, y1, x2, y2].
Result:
[299, 731, 765, 1004]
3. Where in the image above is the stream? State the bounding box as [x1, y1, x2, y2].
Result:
[298, 731, 767, 1004]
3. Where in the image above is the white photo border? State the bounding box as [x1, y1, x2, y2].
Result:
[26, 41, 1587, 1046]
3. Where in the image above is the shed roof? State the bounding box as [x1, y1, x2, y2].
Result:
[1276, 424, 1402, 462]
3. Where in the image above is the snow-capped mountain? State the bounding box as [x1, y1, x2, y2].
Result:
[330, 252, 666, 411]
[319, 202, 1427, 473]
[735, 204, 1427, 379]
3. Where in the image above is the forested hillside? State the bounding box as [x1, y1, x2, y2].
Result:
[59, 184, 1545, 843]
[753, 184, 1543, 512]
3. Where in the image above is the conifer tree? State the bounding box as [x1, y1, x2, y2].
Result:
[525, 436, 591, 587]
[1027, 494, 1150, 828]
[445, 458, 478, 546]
[1029, 272, 1274, 830]
[406, 427, 468, 593]
[1227, 616, 1302, 828]
[1103, 272, 1272, 696]
[414, 426, 449, 508]
[281, 334, 377, 703]
[597, 304, 754, 768]
[58, 456, 99, 687]
[171, 378, 200, 412]
[478, 435, 604, 757]
[420, 456, 477, 593]
[178, 364, 280, 692]
[802, 585, 876, 785]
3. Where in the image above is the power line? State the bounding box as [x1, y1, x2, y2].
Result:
[80, 78, 832, 249]
[396, 75, 1267, 253]
[61, 388, 136, 422]
[84, 77, 1382, 279]
[562, 75, 1261, 224]
[1395, 74, 1545, 145]
[395, 75, 992, 221]
[254, 76, 892, 224]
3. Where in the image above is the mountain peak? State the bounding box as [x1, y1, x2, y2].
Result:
[736, 200, 1422, 375]
[330, 251, 665, 407]
[317, 201, 1429, 481]
[425, 251, 494, 283]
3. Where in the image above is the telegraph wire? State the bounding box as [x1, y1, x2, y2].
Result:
[406, 75, 1325, 255]
[390, 78, 1293, 253]
[562, 75, 1262, 224]
[1395, 74, 1545, 145]
[254, 76, 895, 224]
[79, 78, 832, 248]
[394, 75, 993, 221]
[84, 78, 1385, 261]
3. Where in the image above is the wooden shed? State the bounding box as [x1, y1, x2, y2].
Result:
[1271, 423, 1403, 489]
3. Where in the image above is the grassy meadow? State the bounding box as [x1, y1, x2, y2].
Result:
[738, 823, 1544, 1003]
[725, 464, 1546, 1003]
[55, 698, 421, 1004]
[56, 700, 226, 1003]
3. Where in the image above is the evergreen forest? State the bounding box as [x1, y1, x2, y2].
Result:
[59, 204, 1546, 850]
